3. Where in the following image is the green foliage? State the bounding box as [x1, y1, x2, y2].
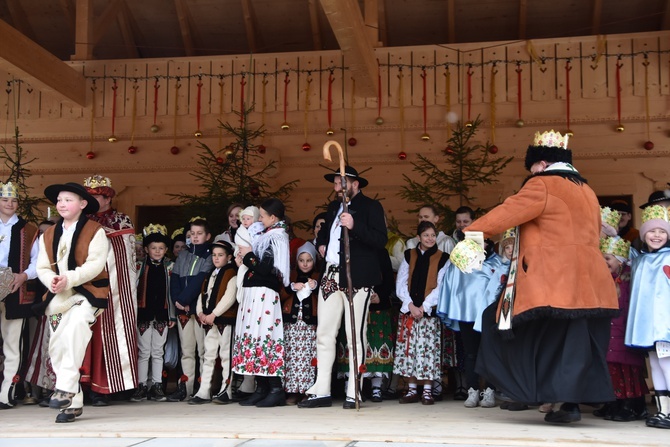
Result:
[0, 127, 43, 223]
[170, 108, 298, 233]
[398, 117, 512, 234]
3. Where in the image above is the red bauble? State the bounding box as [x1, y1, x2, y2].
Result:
[302, 142, 311, 151]
[216, 157, 224, 164]
[398, 151, 407, 160]
[644, 141, 654, 150]
[348, 137, 357, 147]
[257, 144, 266, 154]
[170, 146, 180, 155]
[250, 186, 260, 197]
[128, 146, 137, 154]
[86, 151, 95, 159]
[488, 145, 499, 154]
[443, 146, 454, 155]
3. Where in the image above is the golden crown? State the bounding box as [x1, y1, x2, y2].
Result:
[171, 227, 184, 239]
[533, 129, 569, 149]
[189, 216, 207, 222]
[502, 227, 516, 241]
[143, 223, 168, 237]
[0, 182, 19, 199]
[600, 236, 630, 258]
[83, 174, 112, 189]
[600, 207, 621, 229]
[135, 233, 143, 242]
[642, 204, 670, 224]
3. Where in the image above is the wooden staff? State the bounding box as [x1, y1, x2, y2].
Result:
[323, 140, 361, 410]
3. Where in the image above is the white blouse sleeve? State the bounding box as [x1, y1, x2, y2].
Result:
[395, 259, 412, 314]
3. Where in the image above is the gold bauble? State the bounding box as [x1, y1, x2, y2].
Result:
[616, 124, 625, 132]
[194, 130, 203, 137]
[150, 124, 160, 133]
[565, 129, 574, 137]
[421, 133, 430, 141]
[465, 121, 473, 128]
[326, 128, 334, 136]
[375, 116, 384, 125]
[281, 122, 290, 130]
[515, 119, 525, 128]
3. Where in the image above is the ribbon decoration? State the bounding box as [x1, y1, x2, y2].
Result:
[398, 68, 405, 150]
[281, 72, 290, 129]
[616, 57, 623, 130]
[260, 75, 268, 144]
[589, 35, 607, 70]
[350, 77, 356, 139]
[90, 80, 97, 150]
[195, 76, 203, 136]
[326, 70, 335, 134]
[516, 63, 523, 124]
[643, 54, 651, 141]
[130, 81, 139, 147]
[565, 60, 572, 133]
[218, 76, 225, 148]
[444, 68, 451, 138]
[420, 68, 429, 140]
[466, 65, 473, 125]
[110, 79, 118, 141]
[490, 64, 497, 144]
[377, 63, 383, 121]
[152, 78, 160, 128]
[173, 77, 181, 148]
[303, 73, 313, 142]
[240, 74, 246, 126]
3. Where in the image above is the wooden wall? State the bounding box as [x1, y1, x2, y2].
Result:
[1, 31, 670, 238]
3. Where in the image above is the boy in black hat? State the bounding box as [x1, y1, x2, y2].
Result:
[130, 224, 175, 403]
[35, 182, 109, 423]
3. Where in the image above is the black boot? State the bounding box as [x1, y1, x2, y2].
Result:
[632, 395, 649, 420]
[255, 377, 286, 407]
[612, 399, 637, 422]
[239, 377, 269, 406]
[646, 390, 668, 428]
[592, 401, 615, 418]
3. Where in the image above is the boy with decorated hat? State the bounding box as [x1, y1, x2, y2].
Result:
[131, 224, 175, 403]
[0, 182, 39, 410]
[35, 182, 109, 423]
[625, 204, 670, 429]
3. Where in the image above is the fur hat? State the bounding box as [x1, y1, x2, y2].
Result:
[44, 182, 99, 215]
[639, 205, 670, 241]
[524, 130, 572, 171]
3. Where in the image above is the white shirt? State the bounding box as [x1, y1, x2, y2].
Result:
[395, 251, 448, 316]
[325, 204, 344, 265]
[0, 214, 39, 280]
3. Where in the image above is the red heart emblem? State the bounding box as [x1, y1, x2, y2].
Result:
[664, 265, 670, 280]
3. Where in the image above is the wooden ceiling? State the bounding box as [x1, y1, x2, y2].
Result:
[1, 0, 669, 62]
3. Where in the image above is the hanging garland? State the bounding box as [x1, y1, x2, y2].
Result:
[302, 73, 312, 151]
[420, 68, 429, 141]
[195, 76, 203, 137]
[489, 64, 498, 153]
[444, 68, 452, 139]
[565, 60, 572, 136]
[376, 63, 383, 125]
[349, 77, 357, 146]
[643, 55, 654, 150]
[326, 71, 335, 135]
[151, 78, 160, 133]
[87, 80, 96, 159]
[128, 81, 138, 153]
[108, 79, 118, 142]
[515, 63, 524, 127]
[615, 57, 624, 132]
[258, 75, 267, 152]
[398, 68, 406, 153]
[239, 74, 246, 126]
[281, 72, 290, 130]
[171, 78, 181, 154]
[465, 65, 473, 127]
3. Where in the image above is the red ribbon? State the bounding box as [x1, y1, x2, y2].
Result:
[327, 71, 334, 129]
[153, 79, 160, 126]
[466, 66, 473, 122]
[283, 72, 290, 123]
[196, 77, 203, 131]
[516, 63, 523, 120]
[111, 79, 118, 136]
[616, 57, 623, 126]
[240, 75, 246, 126]
[377, 63, 382, 117]
[565, 60, 572, 130]
[421, 68, 427, 134]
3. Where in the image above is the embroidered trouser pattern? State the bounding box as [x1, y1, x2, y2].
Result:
[137, 320, 169, 385]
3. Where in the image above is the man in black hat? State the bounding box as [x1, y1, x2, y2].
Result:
[609, 199, 639, 244]
[299, 166, 387, 409]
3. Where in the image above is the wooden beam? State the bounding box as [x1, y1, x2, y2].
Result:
[662, 0, 670, 30]
[378, 0, 388, 47]
[59, 0, 76, 41]
[591, 0, 602, 34]
[5, 0, 36, 42]
[72, 0, 93, 60]
[447, 0, 456, 43]
[320, 0, 377, 96]
[0, 19, 87, 106]
[518, 0, 527, 40]
[92, 0, 124, 46]
[117, 1, 139, 59]
[241, 0, 262, 53]
[307, 0, 323, 51]
[174, 0, 194, 56]
[364, 0, 380, 47]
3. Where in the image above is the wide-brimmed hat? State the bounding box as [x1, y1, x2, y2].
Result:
[44, 182, 100, 215]
[323, 166, 368, 188]
[639, 189, 670, 209]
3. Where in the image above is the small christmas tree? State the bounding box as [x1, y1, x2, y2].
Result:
[172, 107, 298, 232]
[0, 127, 42, 222]
[398, 117, 512, 234]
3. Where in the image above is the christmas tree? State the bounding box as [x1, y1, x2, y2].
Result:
[0, 127, 42, 223]
[398, 117, 512, 234]
[172, 107, 298, 232]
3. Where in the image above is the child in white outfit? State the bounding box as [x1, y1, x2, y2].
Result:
[234, 206, 264, 302]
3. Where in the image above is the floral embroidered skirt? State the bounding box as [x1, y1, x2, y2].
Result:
[283, 315, 317, 393]
[392, 313, 442, 381]
[232, 286, 285, 377]
[608, 362, 649, 399]
[336, 309, 395, 377]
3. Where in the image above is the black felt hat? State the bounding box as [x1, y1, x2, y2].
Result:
[44, 182, 99, 215]
[323, 166, 368, 188]
[639, 189, 670, 209]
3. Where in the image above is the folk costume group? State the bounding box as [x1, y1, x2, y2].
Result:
[1, 129, 669, 429]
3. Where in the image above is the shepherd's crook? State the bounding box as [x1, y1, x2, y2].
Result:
[323, 140, 361, 410]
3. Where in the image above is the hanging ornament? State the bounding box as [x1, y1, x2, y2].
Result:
[257, 144, 266, 154]
[216, 156, 224, 164]
[326, 70, 335, 135]
[239, 74, 246, 127]
[444, 67, 453, 138]
[224, 145, 234, 157]
[515, 63, 524, 127]
[194, 76, 203, 137]
[250, 184, 260, 197]
[151, 78, 160, 132]
[488, 145, 499, 154]
[564, 60, 573, 136]
[643, 54, 652, 150]
[348, 137, 357, 147]
[644, 141, 654, 150]
[218, 75, 225, 148]
[259, 74, 268, 147]
[443, 146, 454, 155]
[302, 143, 311, 151]
[376, 64, 384, 125]
[349, 78, 357, 145]
[489, 63, 498, 149]
[281, 72, 290, 130]
[420, 68, 430, 141]
[128, 81, 139, 154]
[108, 79, 118, 142]
[89, 80, 97, 154]
[398, 68, 406, 154]
[615, 57, 624, 132]
[302, 73, 312, 151]
[171, 77, 181, 154]
[465, 65, 473, 127]
[398, 151, 407, 160]
[86, 151, 96, 159]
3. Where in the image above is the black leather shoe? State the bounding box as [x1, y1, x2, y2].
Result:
[90, 392, 109, 407]
[0, 402, 13, 410]
[593, 402, 614, 418]
[49, 390, 75, 409]
[212, 392, 231, 405]
[507, 402, 529, 411]
[166, 387, 187, 402]
[55, 408, 83, 423]
[297, 396, 332, 408]
[544, 403, 581, 423]
[231, 390, 252, 402]
[256, 388, 286, 407]
[239, 389, 269, 406]
[612, 405, 637, 422]
[343, 398, 357, 409]
[188, 396, 211, 405]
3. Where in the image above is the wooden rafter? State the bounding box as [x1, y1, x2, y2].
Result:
[92, 0, 124, 46]
[320, 0, 377, 96]
[118, 1, 139, 59]
[174, 0, 194, 56]
[241, 0, 262, 53]
[72, 0, 93, 60]
[0, 19, 86, 106]
[591, 0, 603, 34]
[378, 0, 388, 47]
[59, 0, 76, 40]
[447, 0, 456, 43]
[5, 0, 36, 42]
[364, 0, 380, 47]
[518, 0, 528, 40]
[307, 0, 323, 51]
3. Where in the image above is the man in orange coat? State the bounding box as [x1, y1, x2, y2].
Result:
[465, 130, 618, 423]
